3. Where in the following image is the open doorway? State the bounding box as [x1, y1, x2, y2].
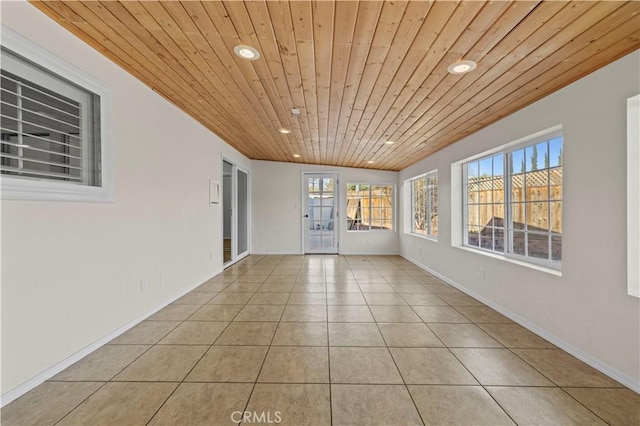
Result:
[222, 158, 250, 267]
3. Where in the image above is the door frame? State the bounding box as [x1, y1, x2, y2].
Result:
[301, 172, 340, 254]
[222, 156, 251, 268]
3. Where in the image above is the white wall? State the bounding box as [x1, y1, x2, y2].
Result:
[251, 160, 399, 255]
[399, 50, 640, 390]
[0, 1, 250, 397]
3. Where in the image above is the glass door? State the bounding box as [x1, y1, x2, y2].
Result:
[236, 168, 248, 257]
[304, 173, 339, 254]
[222, 160, 233, 264]
[222, 159, 250, 267]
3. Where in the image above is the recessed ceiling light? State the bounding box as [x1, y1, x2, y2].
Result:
[293, 154, 301, 158]
[234, 44, 260, 60]
[367, 160, 375, 164]
[447, 60, 477, 74]
[384, 140, 395, 145]
[279, 128, 291, 134]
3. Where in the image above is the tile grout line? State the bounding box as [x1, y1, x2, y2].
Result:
[53, 302, 199, 425]
[51, 310, 191, 424]
[395, 256, 618, 423]
[12, 255, 624, 425]
[145, 255, 267, 426]
[49, 256, 267, 425]
[237, 255, 291, 426]
[365, 255, 426, 426]
[371, 256, 519, 425]
[389, 266, 595, 421]
[51, 381, 109, 426]
[446, 346, 521, 426]
[325, 255, 334, 426]
[499, 346, 613, 425]
[446, 293, 618, 425]
[394, 266, 543, 425]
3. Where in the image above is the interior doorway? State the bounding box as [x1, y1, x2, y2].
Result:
[222, 158, 250, 267]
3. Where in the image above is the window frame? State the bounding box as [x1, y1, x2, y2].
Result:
[345, 182, 395, 232]
[460, 127, 563, 272]
[1, 26, 112, 202]
[406, 170, 438, 241]
[628, 94, 639, 298]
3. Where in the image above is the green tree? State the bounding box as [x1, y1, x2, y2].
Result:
[544, 152, 549, 169]
[558, 148, 563, 166]
[530, 145, 538, 171]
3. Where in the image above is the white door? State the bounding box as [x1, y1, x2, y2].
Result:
[303, 173, 339, 254]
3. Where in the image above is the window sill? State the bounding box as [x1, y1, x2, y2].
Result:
[453, 244, 562, 276]
[404, 232, 438, 243]
[1, 177, 113, 202]
[346, 229, 395, 233]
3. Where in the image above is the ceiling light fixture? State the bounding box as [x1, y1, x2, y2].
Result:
[293, 154, 301, 158]
[279, 128, 291, 134]
[447, 60, 477, 74]
[233, 44, 260, 60]
[367, 160, 375, 164]
[384, 140, 395, 145]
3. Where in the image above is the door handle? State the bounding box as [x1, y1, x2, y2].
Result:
[304, 214, 309, 218]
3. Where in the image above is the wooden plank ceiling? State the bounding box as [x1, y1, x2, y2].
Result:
[30, 1, 639, 171]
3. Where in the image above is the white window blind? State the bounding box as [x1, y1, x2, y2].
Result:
[1, 48, 100, 186]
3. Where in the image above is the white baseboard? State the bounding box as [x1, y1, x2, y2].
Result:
[0, 272, 220, 407]
[401, 253, 640, 394]
[340, 252, 400, 256]
[252, 252, 401, 256]
[251, 252, 303, 255]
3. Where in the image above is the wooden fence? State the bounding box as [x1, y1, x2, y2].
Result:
[467, 170, 562, 233]
[346, 190, 393, 230]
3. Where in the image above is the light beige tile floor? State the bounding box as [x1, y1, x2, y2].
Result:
[2, 255, 638, 425]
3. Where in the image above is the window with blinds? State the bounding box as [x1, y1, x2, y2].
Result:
[1, 48, 100, 186]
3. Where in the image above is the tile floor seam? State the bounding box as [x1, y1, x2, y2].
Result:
[446, 347, 520, 425]
[502, 346, 614, 425]
[325, 258, 334, 426]
[6, 255, 636, 426]
[450, 305, 475, 322]
[144, 270, 258, 425]
[404, 300, 450, 349]
[51, 382, 110, 426]
[363, 261, 427, 426]
[237, 256, 291, 424]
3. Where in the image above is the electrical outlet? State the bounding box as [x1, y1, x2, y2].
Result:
[480, 269, 486, 280]
[139, 279, 146, 292]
